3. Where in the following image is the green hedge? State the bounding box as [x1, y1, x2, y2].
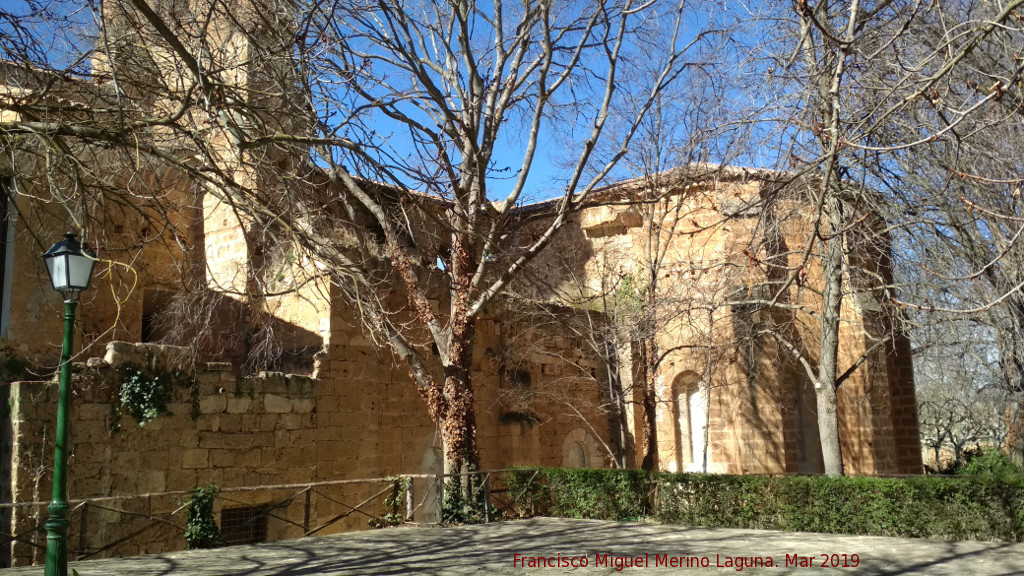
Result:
[505, 468, 651, 521]
[504, 468, 1024, 541]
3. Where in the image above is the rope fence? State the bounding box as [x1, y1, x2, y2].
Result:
[0, 469, 524, 566]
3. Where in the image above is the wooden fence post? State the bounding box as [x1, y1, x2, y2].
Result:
[303, 488, 311, 535]
[435, 474, 444, 524]
[405, 478, 414, 521]
[77, 502, 88, 557]
[482, 474, 492, 523]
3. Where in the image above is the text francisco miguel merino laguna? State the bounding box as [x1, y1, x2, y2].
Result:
[512, 552, 860, 571]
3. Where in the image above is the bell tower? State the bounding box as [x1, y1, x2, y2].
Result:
[93, 0, 320, 371]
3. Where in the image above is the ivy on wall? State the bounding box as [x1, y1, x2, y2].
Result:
[441, 469, 491, 525]
[113, 364, 195, 431]
[184, 482, 220, 549]
[369, 476, 411, 528]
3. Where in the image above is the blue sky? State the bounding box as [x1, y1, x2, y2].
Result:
[0, 0, 759, 204]
[0, 0, 100, 78]
[0, 0, 576, 201]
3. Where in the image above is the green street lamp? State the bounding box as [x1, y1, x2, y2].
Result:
[41, 232, 95, 576]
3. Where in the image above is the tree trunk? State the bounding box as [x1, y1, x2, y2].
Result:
[996, 298, 1024, 393]
[816, 198, 846, 476]
[702, 309, 714, 473]
[639, 338, 659, 471]
[815, 383, 843, 476]
[601, 341, 630, 468]
[438, 306, 480, 521]
[441, 318, 479, 476]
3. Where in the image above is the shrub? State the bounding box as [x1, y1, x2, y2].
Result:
[506, 468, 1024, 541]
[957, 448, 1022, 477]
[441, 471, 492, 525]
[505, 467, 651, 521]
[114, 364, 195, 430]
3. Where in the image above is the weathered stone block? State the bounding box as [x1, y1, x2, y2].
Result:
[75, 403, 111, 422]
[277, 448, 310, 469]
[172, 428, 198, 449]
[233, 449, 261, 469]
[264, 394, 294, 413]
[182, 449, 209, 469]
[165, 402, 192, 418]
[257, 372, 289, 395]
[166, 469, 199, 490]
[104, 341, 150, 368]
[102, 341, 190, 372]
[250, 432, 274, 448]
[218, 414, 243, 432]
[199, 394, 226, 415]
[226, 397, 252, 414]
[208, 449, 233, 468]
[74, 421, 112, 443]
[279, 414, 301, 430]
[199, 434, 251, 451]
[72, 443, 112, 464]
[74, 477, 110, 497]
[202, 362, 233, 373]
[110, 449, 140, 471]
[286, 374, 316, 396]
[234, 414, 257, 432]
[138, 469, 167, 492]
[196, 415, 221, 433]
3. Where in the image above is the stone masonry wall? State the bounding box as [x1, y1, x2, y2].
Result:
[7, 342, 316, 565]
[311, 293, 614, 529]
[529, 173, 923, 476]
[6, 303, 616, 563]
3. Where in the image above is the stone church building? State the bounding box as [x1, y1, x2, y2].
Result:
[0, 0, 922, 566]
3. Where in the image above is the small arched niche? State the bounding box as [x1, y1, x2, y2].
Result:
[561, 428, 602, 468]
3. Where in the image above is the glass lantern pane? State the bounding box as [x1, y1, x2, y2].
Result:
[67, 253, 93, 290]
[46, 256, 69, 291]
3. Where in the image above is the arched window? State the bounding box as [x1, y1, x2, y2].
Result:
[672, 372, 706, 472]
[686, 381, 706, 468]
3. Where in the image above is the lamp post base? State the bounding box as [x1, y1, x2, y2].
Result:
[44, 501, 69, 576]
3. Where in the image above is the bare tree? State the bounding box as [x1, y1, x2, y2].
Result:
[734, 0, 1024, 475]
[0, 0, 710, 480]
[858, 0, 1024, 465]
[914, 320, 1009, 467]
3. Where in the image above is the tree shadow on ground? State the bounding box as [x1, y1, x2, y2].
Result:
[5, 518, 1022, 575]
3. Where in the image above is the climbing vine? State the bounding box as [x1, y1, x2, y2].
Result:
[113, 364, 194, 431]
[441, 471, 490, 525]
[369, 476, 411, 528]
[184, 482, 220, 549]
